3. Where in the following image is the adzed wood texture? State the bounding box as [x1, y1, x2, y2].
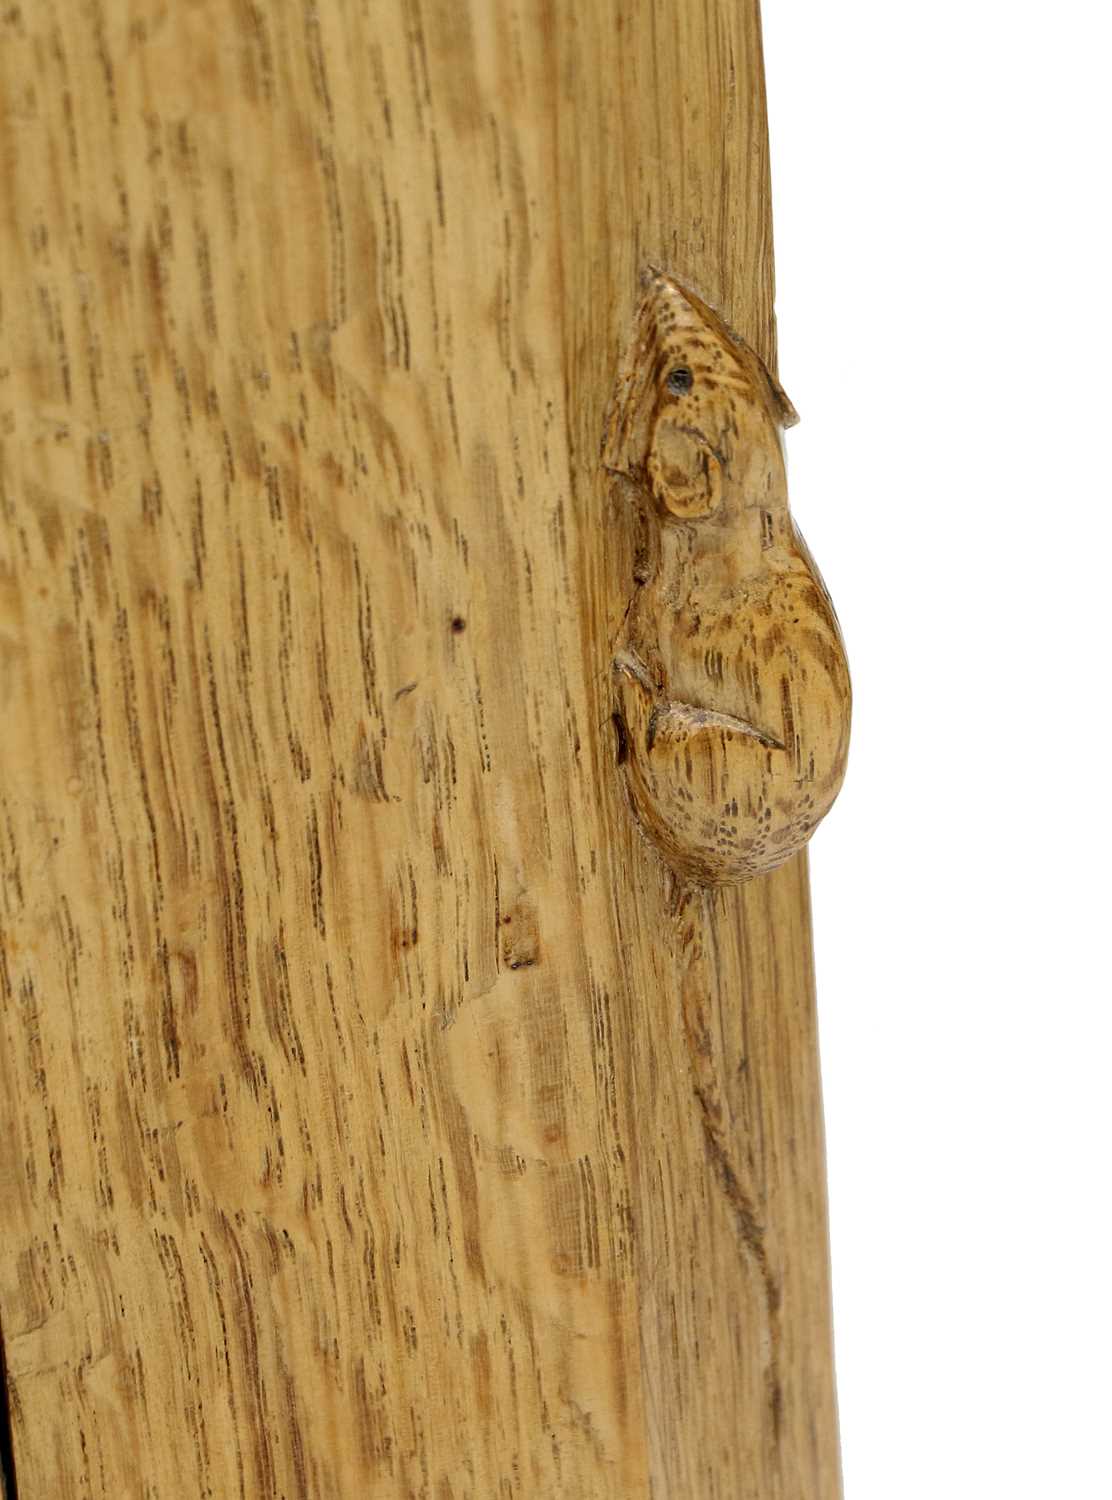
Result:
[0, 2, 843, 1496]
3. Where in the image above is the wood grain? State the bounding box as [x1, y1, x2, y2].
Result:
[0, 3, 842, 1496]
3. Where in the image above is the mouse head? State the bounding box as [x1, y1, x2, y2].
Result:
[603, 271, 798, 522]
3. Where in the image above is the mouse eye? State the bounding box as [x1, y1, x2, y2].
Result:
[666, 366, 694, 395]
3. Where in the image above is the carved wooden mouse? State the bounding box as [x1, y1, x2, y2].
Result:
[604, 271, 851, 885]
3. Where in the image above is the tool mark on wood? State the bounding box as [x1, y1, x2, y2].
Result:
[673, 884, 785, 1443]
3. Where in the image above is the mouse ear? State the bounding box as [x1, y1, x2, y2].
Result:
[768, 372, 800, 429]
[647, 415, 723, 519]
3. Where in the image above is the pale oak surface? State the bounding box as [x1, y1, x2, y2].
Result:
[0, 3, 840, 1495]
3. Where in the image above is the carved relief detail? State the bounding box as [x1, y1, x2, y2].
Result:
[604, 272, 851, 885]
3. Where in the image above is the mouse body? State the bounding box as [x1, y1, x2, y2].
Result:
[605, 272, 851, 885]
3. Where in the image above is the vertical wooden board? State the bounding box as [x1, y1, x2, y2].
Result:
[0, 3, 840, 1497]
[557, 6, 840, 1493]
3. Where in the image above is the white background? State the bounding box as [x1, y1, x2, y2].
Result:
[762, 3, 1111, 1495]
